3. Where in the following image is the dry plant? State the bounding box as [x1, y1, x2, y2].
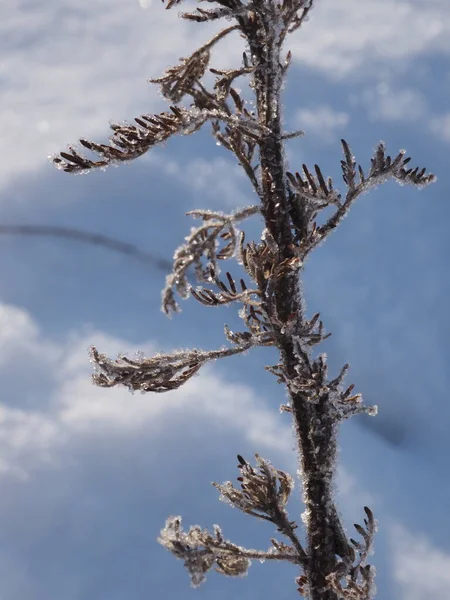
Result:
[52, 1, 435, 598]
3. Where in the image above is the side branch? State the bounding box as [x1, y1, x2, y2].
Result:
[90, 342, 252, 393]
[162, 205, 260, 315]
[149, 25, 239, 102]
[287, 140, 436, 262]
[158, 516, 299, 589]
[51, 106, 205, 173]
[311, 140, 435, 254]
[214, 454, 308, 565]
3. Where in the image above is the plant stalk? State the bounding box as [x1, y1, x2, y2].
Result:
[249, 9, 340, 599]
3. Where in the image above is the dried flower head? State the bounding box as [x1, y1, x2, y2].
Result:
[213, 454, 294, 523]
[158, 517, 251, 587]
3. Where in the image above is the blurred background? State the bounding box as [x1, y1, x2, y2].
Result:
[0, 1, 449, 598]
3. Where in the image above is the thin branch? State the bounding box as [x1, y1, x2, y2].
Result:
[162, 205, 260, 315]
[51, 106, 208, 173]
[213, 454, 308, 566]
[0, 225, 171, 271]
[149, 26, 239, 102]
[297, 140, 436, 260]
[158, 516, 297, 589]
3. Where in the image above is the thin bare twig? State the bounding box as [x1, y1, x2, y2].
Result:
[0, 225, 171, 271]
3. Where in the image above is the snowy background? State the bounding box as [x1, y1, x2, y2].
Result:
[1, 1, 450, 599]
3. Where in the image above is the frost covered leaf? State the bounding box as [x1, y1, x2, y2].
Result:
[328, 506, 377, 599]
[213, 455, 307, 565]
[190, 267, 260, 307]
[181, 6, 237, 22]
[340, 138, 357, 190]
[158, 517, 216, 587]
[158, 517, 253, 586]
[215, 554, 250, 577]
[237, 228, 302, 298]
[90, 343, 252, 393]
[213, 454, 294, 521]
[149, 49, 211, 103]
[301, 139, 437, 256]
[287, 164, 340, 204]
[367, 141, 436, 187]
[52, 106, 203, 173]
[224, 324, 253, 344]
[162, 0, 184, 9]
[149, 26, 237, 102]
[339, 138, 436, 193]
[162, 205, 259, 315]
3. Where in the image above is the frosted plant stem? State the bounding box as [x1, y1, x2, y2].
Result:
[249, 9, 340, 600]
[52, 0, 436, 594]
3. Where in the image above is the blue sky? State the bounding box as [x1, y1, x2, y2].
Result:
[1, 0, 450, 598]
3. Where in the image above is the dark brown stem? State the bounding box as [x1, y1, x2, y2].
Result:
[247, 5, 340, 598]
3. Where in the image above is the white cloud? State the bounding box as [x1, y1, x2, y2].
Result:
[291, 0, 450, 79]
[2, 0, 450, 191]
[355, 83, 427, 123]
[294, 105, 349, 142]
[0, 303, 374, 519]
[0, 302, 296, 598]
[0, 303, 291, 479]
[0, 406, 64, 480]
[0, 0, 244, 190]
[429, 113, 450, 142]
[176, 156, 253, 208]
[389, 523, 450, 600]
[2, 301, 450, 600]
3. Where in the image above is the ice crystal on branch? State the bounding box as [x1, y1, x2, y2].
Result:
[288, 139, 436, 260]
[149, 26, 239, 100]
[90, 343, 253, 393]
[52, 106, 202, 173]
[161, 205, 260, 315]
[213, 454, 307, 565]
[327, 507, 378, 600]
[158, 513, 303, 587]
[214, 454, 295, 520]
